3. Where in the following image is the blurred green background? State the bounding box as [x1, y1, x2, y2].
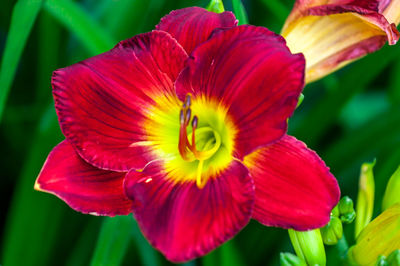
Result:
[0, 0, 399, 265]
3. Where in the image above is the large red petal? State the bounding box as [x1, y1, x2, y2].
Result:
[35, 141, 132, 216]
[243, 135, 340, 230]
[124, 160, 254, 262]
[156, 7, 238, 54]
[53, 31, 188, 171]
[175, 25, 305, 159]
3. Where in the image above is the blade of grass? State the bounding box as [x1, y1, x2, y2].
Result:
[388, 60, 400, 105]
[221, 240, 245, 266]
[324, 107, 400, 174]
[259, 0, 289, 24]
[131, 218, 160, 266]
[232, 0, 248, 25]
[36, 10, 61, 109]
[293, 45, 400, 147]
[1, 106, 64, 266]
[43, 0, 116, 55]
[90, 216, 133, 266]
[66, 218, 100, 266]
[0, 0, 42, 123]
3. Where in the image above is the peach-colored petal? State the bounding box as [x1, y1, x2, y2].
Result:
[282, 0, 400, 83]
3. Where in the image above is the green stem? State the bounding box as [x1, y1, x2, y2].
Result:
[336, 235, 349, 261]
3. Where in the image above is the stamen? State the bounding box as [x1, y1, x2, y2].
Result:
[185, 108, 191, 124]
[185, 94, 191, 107]
[180, 110, 185, 125]
[192, 115, 198, 128]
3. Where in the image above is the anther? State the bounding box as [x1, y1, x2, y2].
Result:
[192, 116, 198, 128]
[180, 110, 185, 125]
[185, 94, 191, 107]
[185, 108, 191, 124]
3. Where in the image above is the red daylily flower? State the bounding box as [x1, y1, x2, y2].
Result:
[35, 7, 340, 262]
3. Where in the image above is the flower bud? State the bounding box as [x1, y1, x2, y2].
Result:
[280, 252, 307, 266]
[382, 165, 400, 210]
[288, 229, 326, 266]
[387, 250, 400, 266]
[320, 216, 343, 245]
[206, 0, 225, 13]
[338, 196, 356, 224]
[349, 204, 400, 265]
[355, 161, 375, 238]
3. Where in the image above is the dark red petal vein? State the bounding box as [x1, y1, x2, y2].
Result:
[53, 31, 188, 171]
[244, 135, 340, 230]
[35, 140, 132, 216]
[124, 160, 254, 262]
[156, 7, 238, 54]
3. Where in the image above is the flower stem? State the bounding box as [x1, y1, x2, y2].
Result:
[336, 234, 349, 261]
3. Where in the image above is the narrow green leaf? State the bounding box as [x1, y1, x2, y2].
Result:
[0, 0, 42, 123]
[324, 107, 400, 172]
[294, 46, 400, 146]
[389, 60, 400, 105]
[259, 0, 289, 24]
[90, 216, 133, 266]
[43, 0, 116, 55]
[1, 106, 64, 266]
[221, 240, 245, 266]
[232, 0, 248, 25]
[131, 217, 160, 266]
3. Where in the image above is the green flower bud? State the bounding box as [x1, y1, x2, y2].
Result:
[280, 253, 307, 266]
[349, 204, 400, 265]
[288, 229, 326, 266]
[338, 196, 356, 223]
[355, 161, 375, 237]
[339, 196, 354, 214]
[382, 165, 400, 211]
[387, 250, 400, 266]
[206, 0, 225, 13]
[320, 216, 343, 245]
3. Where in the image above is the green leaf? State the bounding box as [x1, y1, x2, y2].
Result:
[43, 0, 116, 55]
[1, 106, 64, 266]
[0, 0, 42, 123]
[259, 0, 289, 24]
[232, 0, 248, 25]
[90, 216, 133, 266]
[294, 45, 400, 147]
